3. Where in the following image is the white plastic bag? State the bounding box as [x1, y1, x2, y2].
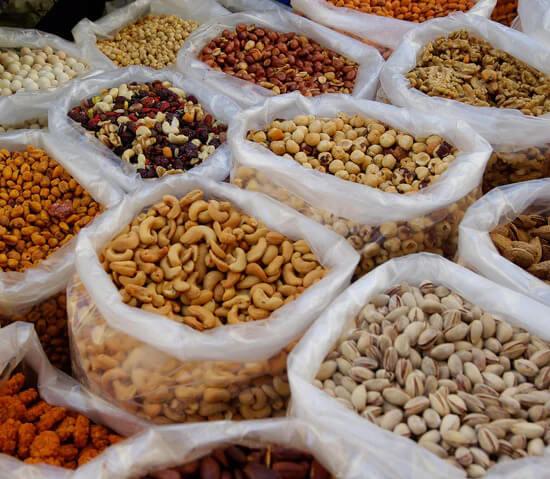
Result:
[0, 102, 47, 133]
[48, 66, 238, 193]
[291, 0, 495, 50]
[458, 178, 550, 307]
[0, 130, 123, 317]
[69, 418, 376, 479]
[517, 0, 550, 48]
[0, 321, 146, 479]
[217, 0, 289, 11]
[176, 10, 384, 109]
[0, 27, 110, 113]
[72, 0, 230, 71]
[288, 252, 550, 479]
[380, 13, 550, 147]
[230, 91, 491, 277]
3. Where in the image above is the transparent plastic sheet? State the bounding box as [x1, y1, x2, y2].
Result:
[216, 0, 289, 12]
[518, 0, 550, 48]
[229, 92, 491, 278]
[0, 103, 48, 133]
[458, 178, 550, 307]
[0, 130, 123, 317]
[67, 418, 378, 479]
[287, 253, 550, 479]
[0, 322, 146, 479]
[290, 0, 496, 50]
[176, 10, 384, 109]
[380, 13, 550, 147]
[48, 66, 238, 193]
[0, 27, 110, 113]
[72, 0, 230, 71]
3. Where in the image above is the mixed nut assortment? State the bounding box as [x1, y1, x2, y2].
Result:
[0, 46, 87, 96]
[491, 0, 518, 26]
[198, 24, 359, 97]
[491, 213, 550, 284]
[0, 293, 70, 372]
[326, 0, 475, 22]
[143, 444, 333, 479]
[0, 372, 123, 468]
[0, 117, 47, 133]
[407, 30, 550, 116]
[101, 190, 326, 329]
[67, 81, 227, 179]
[97, 15, 200, 69]
[315, 281, 550, 477]
[70, 279, 292, 424]
[247, 113, 457, 193]
[0, 146, 102, 272]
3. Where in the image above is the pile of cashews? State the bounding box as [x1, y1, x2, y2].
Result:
[100, 189, 327, 330]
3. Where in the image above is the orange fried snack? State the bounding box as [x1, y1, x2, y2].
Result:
[0, 373, 124, 469]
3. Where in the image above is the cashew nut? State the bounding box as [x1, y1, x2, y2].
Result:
[252, 288, 284, 311]
[179, 225, 217, 245]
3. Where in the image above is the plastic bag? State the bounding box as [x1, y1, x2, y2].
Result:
[0, 103, 48, 133]
[0, 321, 146, 479]
[48, 66, 238, 193]
[291, 0, 495, 50]
[288, 252, 550, 479]
[230, 92, 491, 278]
[176, 10, 384, 109]
[67, 418, 378, 479]
[216, 0, 289, 11]
[458, 178, 550, 307]
[0, 130, 123, 317]
[380, 13, 550, 147]
[72, 0, 230, 71]
[518, 0, 550, 48]
[0, 27, 110, 113]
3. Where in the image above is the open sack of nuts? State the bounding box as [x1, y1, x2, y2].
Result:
[291, 0, 495, 50]
[458, 178, 550, 308]
[230, 92, 491, 278]
[288, 253, 550, 478]
[67, 175, 358, 424]
[49, 67, 236, 193]
[72, 0, 229, 71]
[380, 13, 550, 147]
[0, 322, 146, 479]
[517, 0, 550, 48]
[0, 27, 107, 112]
[176, 10, 384, 108]
[54, 418, 370, 478]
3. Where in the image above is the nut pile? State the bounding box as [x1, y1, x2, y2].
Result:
[326, 0, 475, 22]
[491, 0, 518, 26]
[0, 293, 69, 372]
[483, 146, 550, 193]
[143, 444, 333, 479]
[198, 24, 358, 96]
[101, 190, 326, 329]
[97, 15, 199, 69]
[0, 146, 102, 272]
[67, 81, 227, 179]
[248, 113, 457, 193]
[315, 281, 550, 477]
[234, 167, 477, 278]
[491, 214, 550, 284]
[407, 30, 550, 116]
[0, 46, 87, 96]
[0, 117, 47, 133]
[0, 372, 123, 468]
[71, 280, 292, 423]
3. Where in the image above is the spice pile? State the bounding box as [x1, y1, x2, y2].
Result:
[101, 190, 326, 329]
[67, 81, 227, 179]
[491, 0, 518, 26]
[143, 444, 333, 479]
[315, 281, 550, 477]
[491, 213, 550, 283]
[97, 15, 199, 69]
[199, 24, 358, 96]
[0, 46, 87, 96]
[326, 0, 475, 22]
[0, 373, 123, 468]
[406, 30, 550, 116]
[0, 146, 102, 272]
[248, 113, 457, 193]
